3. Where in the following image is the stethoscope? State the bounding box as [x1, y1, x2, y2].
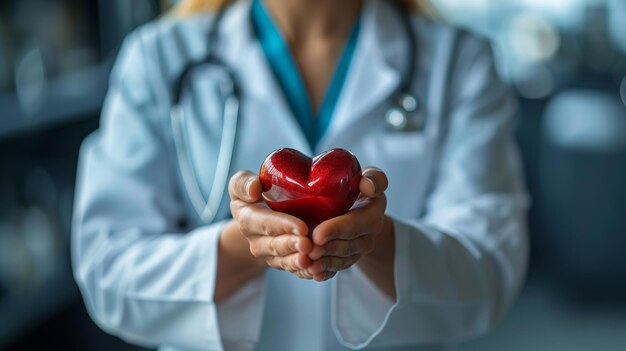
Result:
[170, 1, 425, 223]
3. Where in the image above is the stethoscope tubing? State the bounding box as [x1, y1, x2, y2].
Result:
[171, 77, 240, 224]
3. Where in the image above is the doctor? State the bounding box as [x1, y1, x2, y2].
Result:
[72, 0, 529, 350]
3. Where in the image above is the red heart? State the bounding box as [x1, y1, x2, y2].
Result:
[259, 148, 362, 228]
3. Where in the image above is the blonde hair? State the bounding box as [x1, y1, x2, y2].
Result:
[175, 0, 436, 16]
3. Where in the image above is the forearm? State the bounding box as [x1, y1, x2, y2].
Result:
[215, 220, 266, 302]
[357, 215, 396, 300]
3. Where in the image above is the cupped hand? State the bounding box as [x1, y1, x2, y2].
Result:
[307, 168, 390, 282]
[229, 170, 315, 279]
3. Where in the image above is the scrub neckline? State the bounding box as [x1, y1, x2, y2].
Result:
[250, 0, 362, 148]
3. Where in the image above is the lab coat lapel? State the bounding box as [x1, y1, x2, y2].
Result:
[318, 0, 408, 151]
[220, 0, 410, 155]
[221, 0, 313, 155]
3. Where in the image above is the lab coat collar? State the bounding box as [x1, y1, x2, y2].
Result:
[318, 0, 409, 151]
[219, 0, 408, 155]
[222, 0, 313, 154]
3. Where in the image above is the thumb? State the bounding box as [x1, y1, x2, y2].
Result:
[228, 170, 262, 203]
[359, 168, 389, 198]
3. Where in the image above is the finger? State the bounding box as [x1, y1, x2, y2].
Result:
[360, 168, 389, 198]
[266, 253, 312, 272]
[312, 195, 387, 245]
[313, 271, 337, 282]
[294, 269, 314, 280]
[232, 202, 308, 238]
[308, 255, 361, 275]
[309, 235, 375, 260]
[308, 245, 325, 261]
[249, 234, 313, 257]
[228, 170, 262, 203]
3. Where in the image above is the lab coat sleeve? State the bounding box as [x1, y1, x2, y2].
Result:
[332, 35, 529, 348]
[71, 30, 261, 350]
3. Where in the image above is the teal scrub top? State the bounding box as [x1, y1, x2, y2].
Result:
[251, 0, 361, 148]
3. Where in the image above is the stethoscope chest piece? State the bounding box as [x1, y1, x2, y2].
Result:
[384, 93, 426, 132]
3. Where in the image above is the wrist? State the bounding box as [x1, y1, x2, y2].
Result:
[221, 220, 267, 272]
[362, 215, 395, 264]
[357, 215, 397, 300]
[215, 220, 266, 302]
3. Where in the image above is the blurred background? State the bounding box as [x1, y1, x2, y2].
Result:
[0, 0, 625, 350]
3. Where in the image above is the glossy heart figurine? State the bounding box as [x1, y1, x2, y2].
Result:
[259, 148, 362, 228]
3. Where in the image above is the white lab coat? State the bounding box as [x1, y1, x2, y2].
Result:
[72, 0, 529, 350]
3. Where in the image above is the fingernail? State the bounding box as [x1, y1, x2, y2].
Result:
[292, 227, 301, 236]
[311, 229, 320, 244]
[313, 247, 326, 260]
[365, 175, 376, 193]
[245, 178, 255, 195]
[292, 238, 300, 252]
